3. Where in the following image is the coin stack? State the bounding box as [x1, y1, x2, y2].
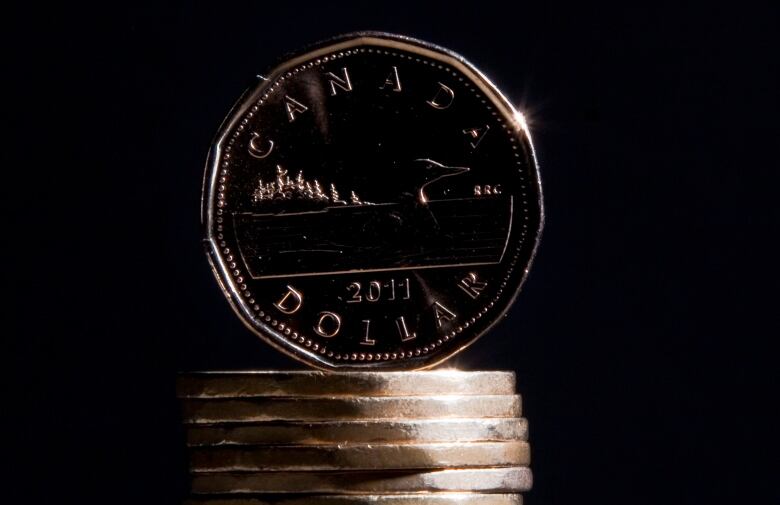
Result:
[177, 370, 531, 505]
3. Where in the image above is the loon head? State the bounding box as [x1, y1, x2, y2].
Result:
[412, 159, 470, 204]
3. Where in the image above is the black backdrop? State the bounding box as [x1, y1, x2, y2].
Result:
[7, 3, 776, 504]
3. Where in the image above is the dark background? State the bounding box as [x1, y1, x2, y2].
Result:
[7, 3, 776, 504]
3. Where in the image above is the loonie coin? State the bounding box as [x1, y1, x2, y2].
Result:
[202, 32, 543, 370]
[189, 441, 530, 472]
[177, 371, 515, 398]
[190, 467, 533, 494]
[181, 395, 521, 423]
[186, 418, 528, 446]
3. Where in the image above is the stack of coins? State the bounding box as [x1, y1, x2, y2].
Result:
[177, 371, 531, 504]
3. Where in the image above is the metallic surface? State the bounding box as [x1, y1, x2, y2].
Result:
[186, 418, 528, 446]
[190, 467, 533, 494]
[190, 441, 530, 472]
[177, 371, 515, 397]
[183, 494, 522, 505]
[181, 395, 521, 423]
[202, 32, 543, 370]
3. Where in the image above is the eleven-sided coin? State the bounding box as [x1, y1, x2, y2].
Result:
[177, 371, 515, 398]
[181, 395, 521, 423]
[186, 418, 528, 446]
[183, 493, 523, 504]
[190, 467, 533, 494]
[202, 32, 544, 371]
[189, 441, 530, 472]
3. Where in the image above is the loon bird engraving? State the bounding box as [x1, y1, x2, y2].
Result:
[378, 159, 471, 240]
[413, 159, 470, 204]
[235, 156, 508, 277]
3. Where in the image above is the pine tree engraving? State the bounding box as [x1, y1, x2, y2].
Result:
[253, 166, 370, 205]
[329, 184, 345, 204]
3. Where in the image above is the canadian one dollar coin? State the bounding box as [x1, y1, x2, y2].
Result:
[202, 32, 543, 370]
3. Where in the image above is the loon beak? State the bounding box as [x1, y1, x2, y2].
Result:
[413, 158, 470, 174]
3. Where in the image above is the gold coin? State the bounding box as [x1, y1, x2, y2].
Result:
[177, 371, 516, 398]
[190, 467, 533, 494]
[181, 395, 521, 423]
[190, 441, 530, 472]
[186, 418, 528, 446]
[183, 493, 523, 504]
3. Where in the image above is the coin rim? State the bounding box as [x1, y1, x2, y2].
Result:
[176, 370, 516, 397]
[182, 494, 523, 505]
[190, 466, 533, 494]
[202, 31, 545, 370]
[189, 440, 530, 472]
[181, 394, 522, 423]
[185, 417, 528, 446]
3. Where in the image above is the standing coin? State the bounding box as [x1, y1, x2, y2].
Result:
[190, 467, 533, 494]
[181, 395, 521, 423]
[185, 418, 528, 446]
[202, 32, 543, 370]
[177, 371, 515, 397]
